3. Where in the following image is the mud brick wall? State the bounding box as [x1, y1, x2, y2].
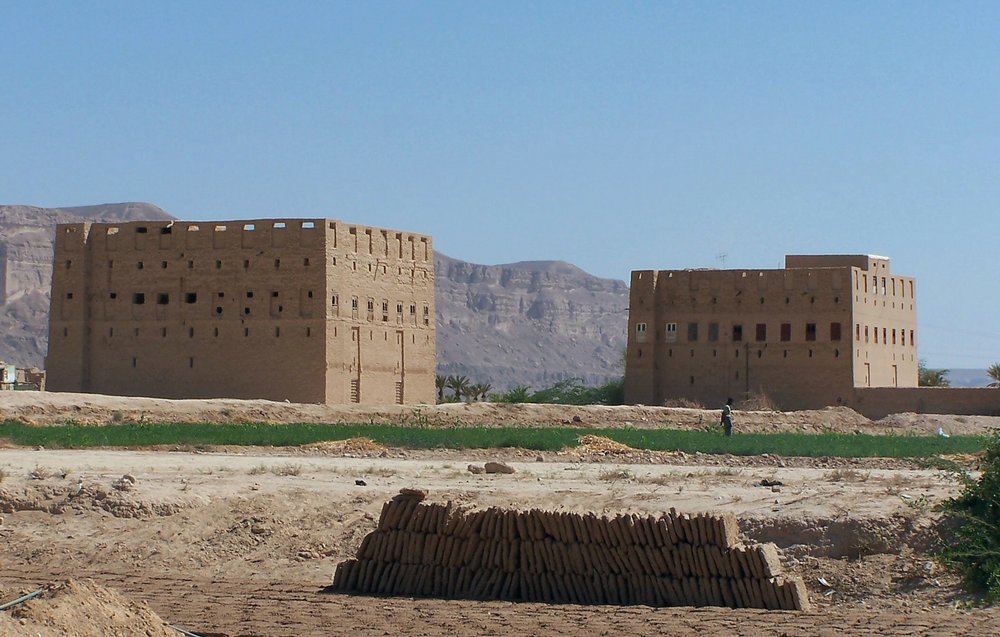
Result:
[331, 495, 810, 610]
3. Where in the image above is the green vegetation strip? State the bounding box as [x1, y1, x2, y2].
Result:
[0, 421, 986, 458]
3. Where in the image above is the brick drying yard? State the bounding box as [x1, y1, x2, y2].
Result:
[2, 394, 1000, 635]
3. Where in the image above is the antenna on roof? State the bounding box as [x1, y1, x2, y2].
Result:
[717, 253, 728, 267]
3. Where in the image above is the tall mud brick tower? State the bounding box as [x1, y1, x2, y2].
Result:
[46, 219, 436, 405]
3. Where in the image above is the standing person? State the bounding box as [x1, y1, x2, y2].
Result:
[721, 397, 734, 437]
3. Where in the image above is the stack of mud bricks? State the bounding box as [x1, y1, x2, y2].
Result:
[331, 491, 810, 610]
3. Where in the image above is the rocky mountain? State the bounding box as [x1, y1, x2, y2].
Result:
[435, 253, 628, 391]
[0, 204, 629, 391]
[0, 203, 175, 366]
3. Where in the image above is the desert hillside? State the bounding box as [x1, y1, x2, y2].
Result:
[0, 204, 628, 391]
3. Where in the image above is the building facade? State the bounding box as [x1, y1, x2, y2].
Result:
[625, 255, 918, 411]
[46, 219, 436, 404]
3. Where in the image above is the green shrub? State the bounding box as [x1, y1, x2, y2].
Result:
[939, 432, 1000, 603]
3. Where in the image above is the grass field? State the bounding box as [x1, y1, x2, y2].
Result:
[0, 421, 987, 458]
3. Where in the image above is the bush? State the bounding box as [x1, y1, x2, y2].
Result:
[939, 432, 1000, 603]
[492, 378, 625, 406]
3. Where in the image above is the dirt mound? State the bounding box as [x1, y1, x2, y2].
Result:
[0, 579, 176, 636]
[302, 437, 387, 454]
[0, 482, 203, 518]
[573, 435, 640, 456]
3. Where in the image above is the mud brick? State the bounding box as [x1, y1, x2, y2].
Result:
[788, 577, 811, 611]
[376, 500, 393, 532]
[749, 577, 765, 608]
[707, 576, 722, 607]
[372, 532, 389, 563]
[597, 544, 615, 575]
[563, 512, 580, 543]
[484, 509, 500, 539]
[466, 510, 484, 538]
[735, 577, 751, 608]
[573, 512, 591, 545]
[406, 503, 425, 533]
[645, 545, 666, 576]
[422, 533, 438, 565]
[765, 577, 783, 610]
[628, 514, 645, 546]
[667, 514, 682, 546]
[460, 534, 478, 566]
[606, 515, 622, 546]
[716, 576, 734, 608]
[431, 504, 448, 534]
[357, 533, 374, 561]
[584, 513, 603, 545]
[345, 559, 362, 591]
[508, 540, 520, 572]
[777, 578, 794, 610]
[514, 511, 528, 541]
[619, 513, 637, 545]
[535, 511, 554, 540]
[733, 545, 752, 579]
[757, 543, 784, 578]
[727, 547, 744, 578]
[529, 510, 547, 541]
[382, 499, 402, 530]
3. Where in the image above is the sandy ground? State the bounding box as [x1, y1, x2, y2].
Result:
[2, 393, 1000, 635]
[3, 390, 1000, 435]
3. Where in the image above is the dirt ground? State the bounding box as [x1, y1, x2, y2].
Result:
[2, 394, 1000, 635]
[3, 390, 1000, 435]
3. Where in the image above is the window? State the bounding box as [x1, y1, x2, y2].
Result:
[883, 327, 887, 343]
[687, 322, 698, 342]
[161, 261, 167, 269]
[755, 323, 767, 341]
[138, 261, 144, 270]
[410, 304, 416, 315]
[891, 328, 897, 345]
[830, 322, 842, 341]
[274, 259, 280, 269]
[732, 324, 743, 342]
[185, 293, 197, 304]
[66, 292, 73, 300]
[901, 329, 906, 346]
[109, 292, 117, 299]
[856, 324, 860, 340]
[156, 293, 169, 305]
[188, 260, 194, 269]
[780, 323, 791, 342]
[805, 323, 817, 341]
[910, 329, 915, 345]
[708, 322, 719, 342]
[216, 260, 222, 270]
[665, 322, 678, 342]
[133, 293, 145, 305]
[634, 323, 649, 344]
[352, 297, 359, 309]
[246, 291, 254, 298]
[303, 258, 310, 266]
[332, 295, 339, 306]
[864, 326, 869, 343]
[367, 300, 374, 311]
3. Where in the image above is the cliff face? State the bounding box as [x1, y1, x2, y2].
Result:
[0, 204, 629, 392]
[0, 203, 174, 366]
[435, 253, 628, 391]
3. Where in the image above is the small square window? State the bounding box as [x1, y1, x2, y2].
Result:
[805, 323, 817, 341]
[185, 293, 197, 304]
[157, 293, 169, 305]
[133, 293, 145, 305]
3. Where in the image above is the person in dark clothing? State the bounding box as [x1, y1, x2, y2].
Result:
[721, 397, 734, 436]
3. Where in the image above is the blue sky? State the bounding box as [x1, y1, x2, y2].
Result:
[2, 2, 998, 368]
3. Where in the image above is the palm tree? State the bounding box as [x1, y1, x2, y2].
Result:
[435, 375, 447, 402]
[918, 359, 951, 387]
[466, 383, 492, 402]
[476, 383, 493, 402]
[987, 363, 1000, 387]
[446, 375, 470, 401]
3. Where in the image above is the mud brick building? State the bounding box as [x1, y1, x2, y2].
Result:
[625, 255, 920, 412]
[46, 219, 436, 404]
